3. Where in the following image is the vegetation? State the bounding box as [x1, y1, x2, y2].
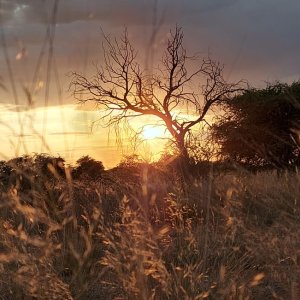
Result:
[0, 154, 299, 299]
[71, 27, 242, 160]
[213, 82, 300, 170]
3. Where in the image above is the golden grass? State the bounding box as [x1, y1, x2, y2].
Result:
[0, 157, 299, 299]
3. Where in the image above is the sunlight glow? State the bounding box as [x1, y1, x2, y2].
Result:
[142, 126, 165, 140]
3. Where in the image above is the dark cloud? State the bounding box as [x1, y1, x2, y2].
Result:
[1, 0, 238, 25]
[0, 0, 300, 106]
[1, 0, 152, 25]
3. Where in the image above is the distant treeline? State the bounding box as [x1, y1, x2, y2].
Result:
[0, 154, 104, 192]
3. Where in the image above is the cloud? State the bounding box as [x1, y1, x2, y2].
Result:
[48, 131, 90, 136]
[1, 0, 238, 26]
[1, 0, 300, 98]
[1, 0, 140, 25]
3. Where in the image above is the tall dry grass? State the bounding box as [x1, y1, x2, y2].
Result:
[0, 157, 299, 299]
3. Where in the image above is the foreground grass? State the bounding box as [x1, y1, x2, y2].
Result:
[0, 155, 299, 299]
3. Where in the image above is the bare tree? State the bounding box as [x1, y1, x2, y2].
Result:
[71, 27, 243, 162]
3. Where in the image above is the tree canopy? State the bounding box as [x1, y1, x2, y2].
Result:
[212, 82, 300, 169]
[73, 155, 104, 180]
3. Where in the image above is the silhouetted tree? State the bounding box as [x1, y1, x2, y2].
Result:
[0, 161, 12, 189]
[72, 27, 242, 164]
[213, 82, 300, 169]
[73, 155, 104, 180]
[6, 155, 35, 191]
[33, 154, 65, 179]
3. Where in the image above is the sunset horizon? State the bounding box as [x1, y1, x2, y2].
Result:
[1, 0, 300, 167]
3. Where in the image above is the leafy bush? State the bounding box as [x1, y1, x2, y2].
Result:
[73, 155, 105, 180]
[213, 82, 300, 169]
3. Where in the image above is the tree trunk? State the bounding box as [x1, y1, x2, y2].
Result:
[176, 133, 192, 175]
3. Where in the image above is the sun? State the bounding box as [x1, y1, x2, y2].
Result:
[142, 125, 165, 140]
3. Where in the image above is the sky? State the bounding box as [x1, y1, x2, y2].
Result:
[0, 0, 299, 167]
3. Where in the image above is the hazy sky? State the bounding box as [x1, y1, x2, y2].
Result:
[0, 0, 299, 166]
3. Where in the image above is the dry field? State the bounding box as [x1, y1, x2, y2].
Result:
[0, 155, 299, 299]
